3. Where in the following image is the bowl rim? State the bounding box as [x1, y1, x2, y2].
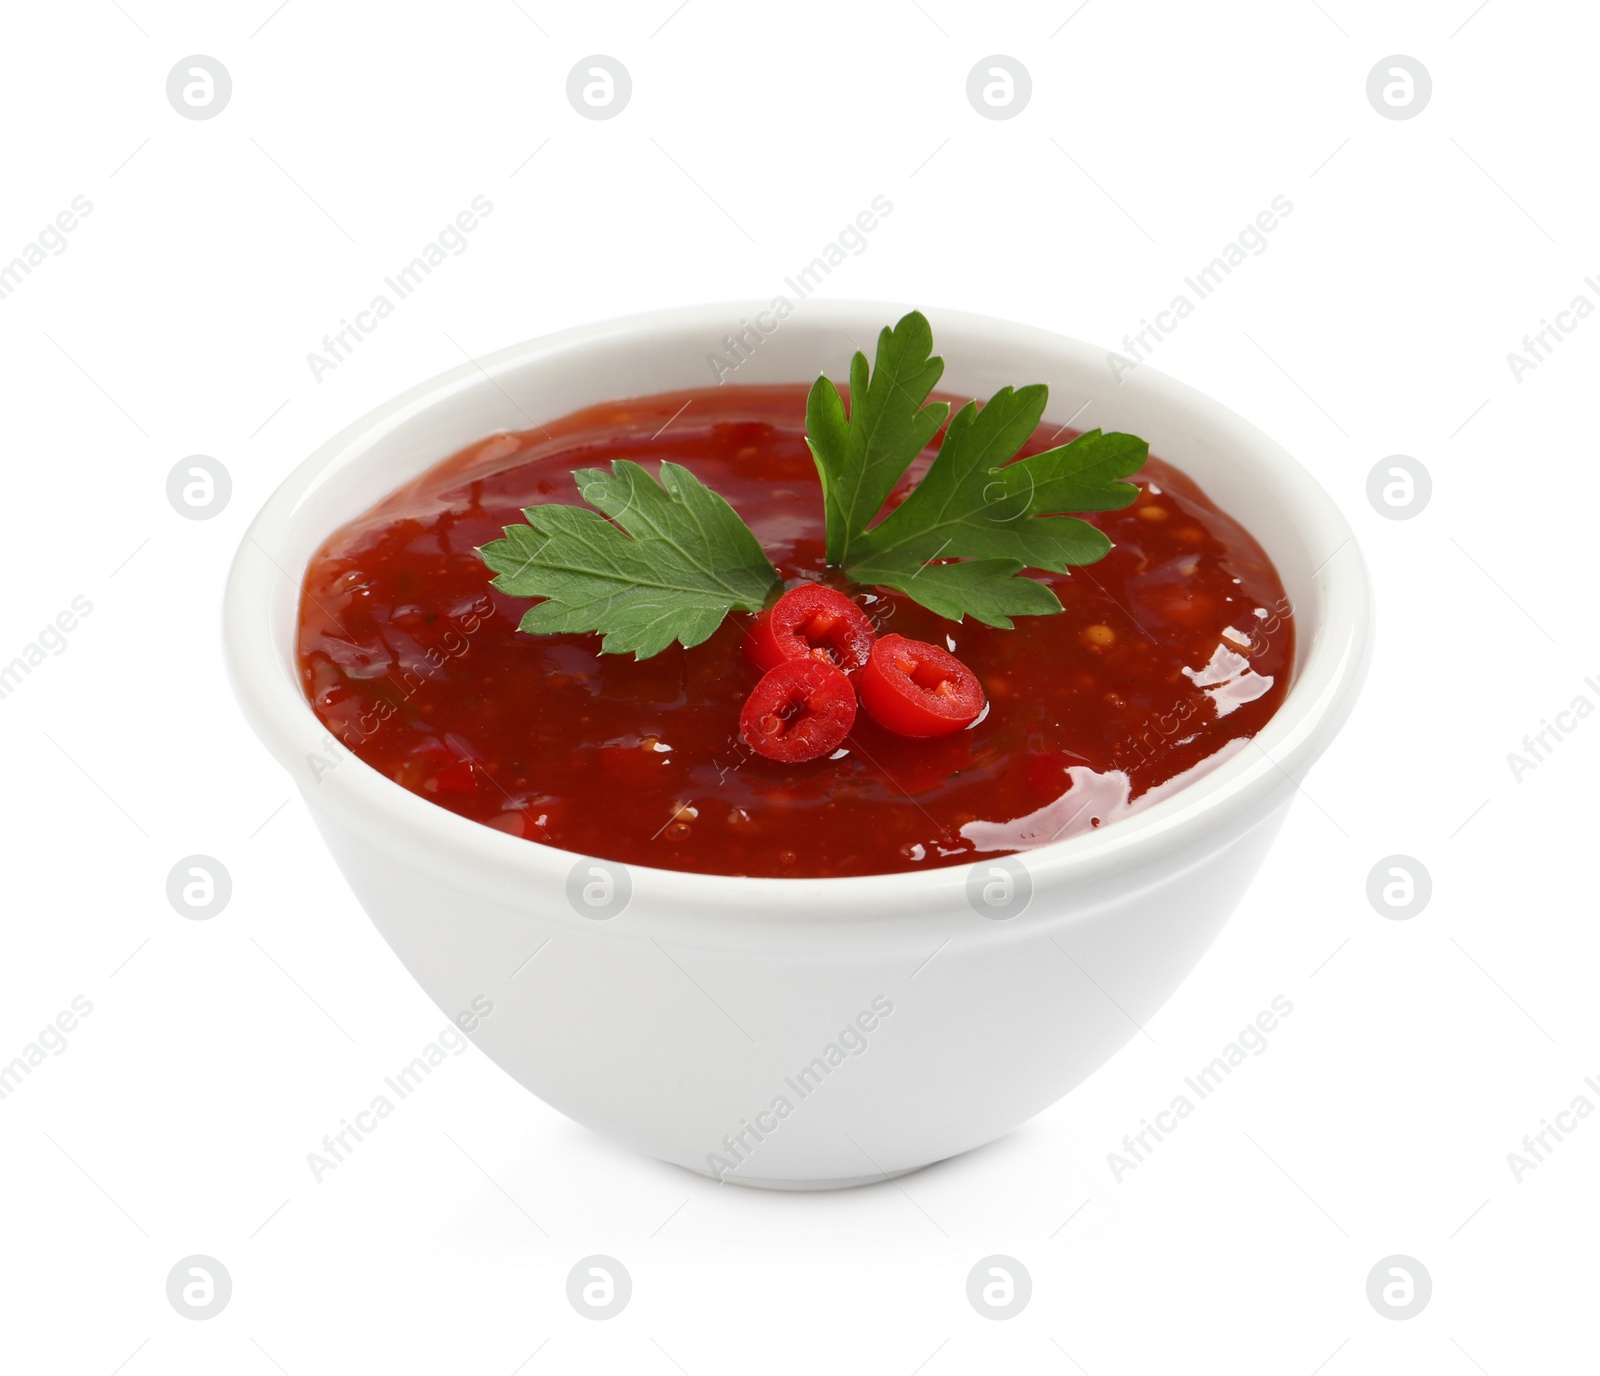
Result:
[223, 299, 1372, 927]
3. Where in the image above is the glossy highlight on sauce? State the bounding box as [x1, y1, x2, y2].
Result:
[297, 384, 1294, 878]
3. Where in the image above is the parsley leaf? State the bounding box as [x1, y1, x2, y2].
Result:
[995, 426, 1147, 516]
[810, 311, 1145, 627]
[478, 459, 780, 659]
[846, 551, 1064, 629]
[853, 386, 1130, 577]
[805, 312, 950, 567]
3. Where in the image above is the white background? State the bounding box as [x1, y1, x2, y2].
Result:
[1, 1, 1595, 1371]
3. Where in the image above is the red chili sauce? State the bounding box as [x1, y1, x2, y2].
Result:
[297, 385, 1293, 878]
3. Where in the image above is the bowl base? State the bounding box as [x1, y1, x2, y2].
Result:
[687, 1161, 935, 1192]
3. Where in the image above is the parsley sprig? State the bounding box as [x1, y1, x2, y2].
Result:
[478, 311, 1146, 656]
[479, 460, 780, 658]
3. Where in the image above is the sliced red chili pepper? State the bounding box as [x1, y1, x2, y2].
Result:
[739, 658, 857, 763]
[858, 634, 986, 738]
[743, 584, 875, 675]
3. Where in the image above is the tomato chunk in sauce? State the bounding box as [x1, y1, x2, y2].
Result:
[297, 384, 1294, 878]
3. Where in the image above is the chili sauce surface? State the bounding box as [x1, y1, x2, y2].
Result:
[297, 385, 1294, 878]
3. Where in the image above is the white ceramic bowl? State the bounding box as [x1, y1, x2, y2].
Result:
[225, 302, 1370, 1189]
